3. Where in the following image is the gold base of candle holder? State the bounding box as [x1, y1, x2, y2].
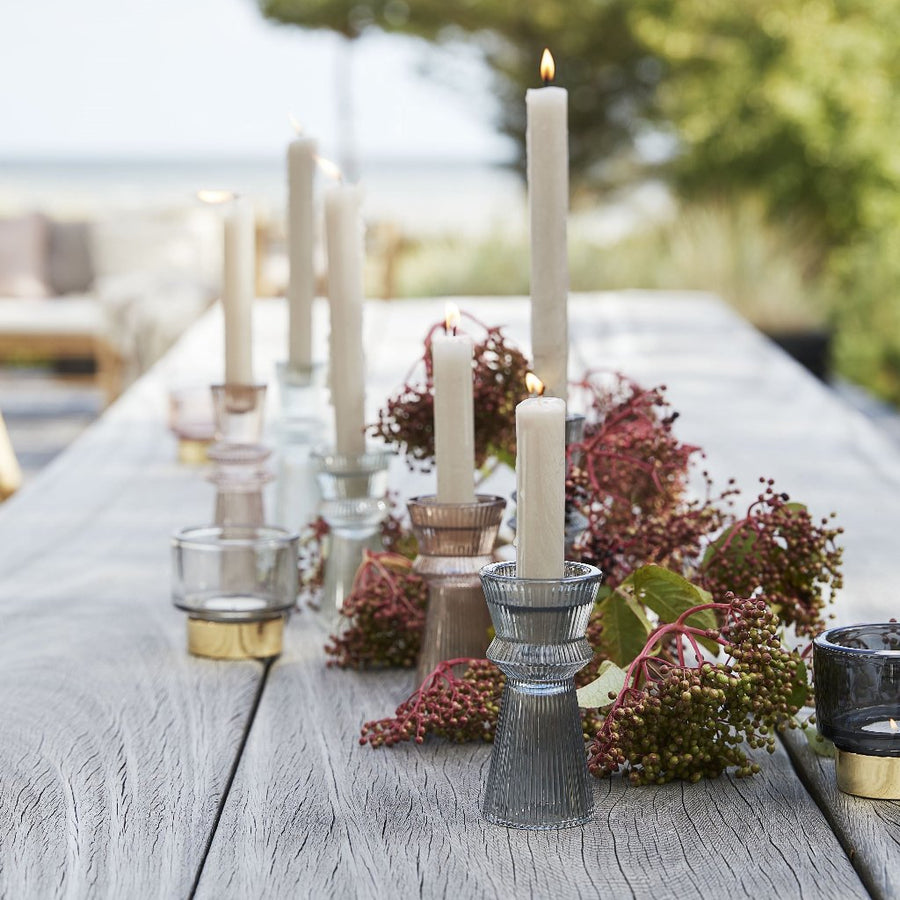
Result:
[835, 749, 900, 800]
[187, 617, 284, 660]
[177, 437, 212, 464]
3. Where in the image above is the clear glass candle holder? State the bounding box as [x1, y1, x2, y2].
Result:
[274, 416, 325, 536]
[479, 560, 604, 830]
[211, 384, 267, 445]
[814, 623, 900, 799]
[207, 443, 274, 527]
[311, 448, 392, 620]
[276, 361, 329, 424]
[172, 525, 299, 659]
[407, 495, 506, 685]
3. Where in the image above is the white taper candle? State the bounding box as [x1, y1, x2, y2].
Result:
[324, 182, 366, 456]
[515, 395, 566, 578]
[287, 137, 317, 370]
[223, 195, 255, 384]
[527, 50, 569, 400]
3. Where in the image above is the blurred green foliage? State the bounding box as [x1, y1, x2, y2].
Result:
[262, 0, 900, 402]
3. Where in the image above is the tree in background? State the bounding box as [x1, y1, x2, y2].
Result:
[261, 0, 900, 402]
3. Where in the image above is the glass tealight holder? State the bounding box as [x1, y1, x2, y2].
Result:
[276, 361, 329, 422]
[168, 385, 216, 464]
[813, 623, 900, 799]
[172, 525, 299, 660]
[211, 384, 267, 445]
[479, 560, 604, 830]
[407, 495, 506, 685]
[311, 448, 393, 620]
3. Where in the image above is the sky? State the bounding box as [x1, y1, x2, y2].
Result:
[0, 0, 512, 163]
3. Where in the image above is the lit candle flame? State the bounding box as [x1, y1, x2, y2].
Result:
[444, 302, 461, 335]
[316, 155, 342, 182]
[540, 48, 556, 85]
[196, 189, 236, 205]
[288, 113, 304, 135]
[525, 372, 545, 396]
[892, 718, 898, 732]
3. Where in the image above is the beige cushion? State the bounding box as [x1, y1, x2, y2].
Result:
[0, 214, 49, 298]
[0, 296, 107, 336]
[47, 221, 94, 294]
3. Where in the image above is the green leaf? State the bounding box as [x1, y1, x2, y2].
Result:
[788, 658, 809, 711]
[805, 728, 836, 759]
[702, 521, 757, 570]
[629, 565, 720, 655]
[595, 587, 652, 667]
[576, 660, 628, 709]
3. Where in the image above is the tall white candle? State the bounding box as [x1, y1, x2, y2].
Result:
[324, 182, 366, 455]
[223, 195, 255, 384]
[432, 306, 475, 503]
[287, 137, 317, 370]
[515, 394, 566, 578]
[527, 49, 569, 400]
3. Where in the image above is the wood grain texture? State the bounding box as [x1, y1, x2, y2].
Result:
[781, 727, 900, 900]
[0, 322, 264, 898]
[196, 617, 869, 900]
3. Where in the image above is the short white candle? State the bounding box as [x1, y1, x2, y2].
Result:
[515, 393, 566, 578]
[287, 137, 317, 371]
[324, 181, 366, 456]
[527, 49, 569, 400]
[432, 306, 475, 503]
[223, 195, 255, 384]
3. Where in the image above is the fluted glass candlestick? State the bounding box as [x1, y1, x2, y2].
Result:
[408, 495, 505, 684]
[814, 623, 900, 799]
[208, 443, 273, 526]
[312, 448, 392, 619]
[211, 384, 267, 445]
[480, 560, 603, 830]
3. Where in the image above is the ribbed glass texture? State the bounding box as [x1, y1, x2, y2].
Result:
[171, 525, 299, 621]
[207, 443, 273, 527]
[312, 449, 392, 619]
[407, 496, 505, 684]
[480, 560, 603, 830]
[814, 623, 900, 756]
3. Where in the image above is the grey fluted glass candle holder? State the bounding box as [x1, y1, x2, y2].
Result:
[813, 623, 900, 799]
[407, 495, 506, 685]
[312, 448, 392, 620]
[479, 560, 603, 830]
[207, 443, 273, 527]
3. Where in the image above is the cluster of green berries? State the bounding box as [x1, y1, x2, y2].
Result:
[587, 595, 807, 784]
[700, 480, 843, 637]
[360, 659, 503, 747]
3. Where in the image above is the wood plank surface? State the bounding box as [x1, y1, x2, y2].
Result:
[0, 328, 264, 897]
[781, 727, 900, 900]
[196, 616, 869, 899]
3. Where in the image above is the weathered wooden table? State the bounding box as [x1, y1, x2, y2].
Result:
[1, 293, 897, 899]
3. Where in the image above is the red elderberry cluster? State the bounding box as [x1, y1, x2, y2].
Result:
[699, 480, 843, 637]
[369, 314, 531, 469]
[325, 551, 427, 669]
[568, 374, 735, 586]
[587, 594, 807, 784]
[360, 658, 503, 747]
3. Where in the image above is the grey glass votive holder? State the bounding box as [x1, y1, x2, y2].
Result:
[479, 560, 603, 830]
[172, 525, 299, 659]
[813, 623, 900, 799]
[407, 495, 506, 685]
[312, 448, 392, 619]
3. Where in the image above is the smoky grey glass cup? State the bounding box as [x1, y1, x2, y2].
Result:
[479, 560, 603, 830]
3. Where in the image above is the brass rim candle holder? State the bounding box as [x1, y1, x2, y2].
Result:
[312, 448, 393, 620]
[813, 623, 900, 799]
[171, 525, 299, 660]
[479, 560, 604, 830]
[407, 495, 506, 685]
[168, 385, 216, 464]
